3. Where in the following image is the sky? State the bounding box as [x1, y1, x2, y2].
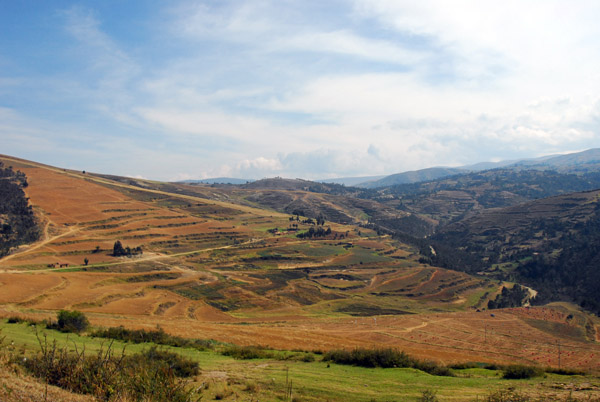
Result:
[1, 1, 600, 181]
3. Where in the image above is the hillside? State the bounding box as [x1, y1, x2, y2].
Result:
[359, 167, 467, 189]
[0, 161, 39, 257]
[430, 190, 600, 314]
[367, 168, 600, 232]
[513, 148, 600, 173]
[0, 153, 599, 402]
[0, 155, 502, 340]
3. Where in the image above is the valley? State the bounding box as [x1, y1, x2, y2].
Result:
[0, 153, 599, 401]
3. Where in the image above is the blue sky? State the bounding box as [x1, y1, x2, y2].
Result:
[1, 1, 600, 180]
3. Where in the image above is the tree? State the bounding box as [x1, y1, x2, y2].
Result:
[56, 310, 89, 333]
[83, 257, 89, 266]
[113, 240, 126, 256]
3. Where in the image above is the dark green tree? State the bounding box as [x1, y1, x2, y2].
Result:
[113, 240, 126, 256]
[56, 310, 89, 333]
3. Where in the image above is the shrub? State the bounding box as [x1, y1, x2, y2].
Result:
[502, 364, 543, 379]
[419, 389, 439, 402]
[323, 348, 412, 368]
[22, 333, 199, 401]
[23, 334, 124, 400]
[322, 347, 453, 376]
[53, 310, 89, 333]
[126, 346, 199, 378]
[449, 362, 481, 369]
[6, 316, 23, 324]
[91, 325, 214, 350]
[483, 363, 502, 370]
[544, 367, 586, 376]
[413, 360, 454, 377]
[221, 345, 274, 360]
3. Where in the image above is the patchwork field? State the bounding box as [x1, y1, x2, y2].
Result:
[0, 155, 599, 400]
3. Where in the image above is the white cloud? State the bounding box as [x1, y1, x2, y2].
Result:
[173, 2, 424, 66]
[271, 30, 423, 65]
[235, 156, 282, 178]
[3, 1, 600, 181]
[353, 0, 600, 94]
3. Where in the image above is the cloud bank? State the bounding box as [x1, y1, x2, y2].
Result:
[0, 1, 599, 180]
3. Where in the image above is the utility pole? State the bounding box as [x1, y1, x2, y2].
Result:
[557, 340, 561, 369]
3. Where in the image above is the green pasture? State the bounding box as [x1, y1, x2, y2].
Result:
[3, 320, 597, 401]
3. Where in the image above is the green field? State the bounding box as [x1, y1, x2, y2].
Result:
[2, 320, 598, 401]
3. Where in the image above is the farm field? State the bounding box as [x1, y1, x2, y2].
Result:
[0, 155, 599, 400]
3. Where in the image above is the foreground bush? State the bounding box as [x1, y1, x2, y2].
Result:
[323, 347, 453, 376]
[127, 346, 199, 378]
[21, 333, 200, 401]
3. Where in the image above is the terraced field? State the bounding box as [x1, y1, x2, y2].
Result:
[1, 155, 599, 377]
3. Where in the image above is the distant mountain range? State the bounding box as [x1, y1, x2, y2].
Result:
[324, 148, 600, 188]
[178, 177, 254, 185]
[176, 149, 600, 189]
[356, 167, 468, 189]
[318, 175, 386, 187]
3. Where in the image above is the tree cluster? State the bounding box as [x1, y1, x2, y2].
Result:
[296, 226, 331, 239]
[112, 240, 143, 257]
[487, 285, 528, 310]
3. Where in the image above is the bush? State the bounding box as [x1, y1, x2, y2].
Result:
[544, 367, 586, 376]
[419, 389, 439, 402]
[221, 345, 274, 360]
[449, 362, 481, 369]
[483, 363, 502, 370]
[413, 359, 454, 377]
[91, 325, 214, 350]
[323, 348, 412, 368]
[127, 346, 199, 378]
[53, 310, 89, 333]
[502, 364, 543, 379]
[7, 316, 42, 326]
[322, 348, 453, 376]
[22, 333, 199, 401]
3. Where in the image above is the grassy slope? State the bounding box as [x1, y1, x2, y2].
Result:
[2, 321, 599, 402]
